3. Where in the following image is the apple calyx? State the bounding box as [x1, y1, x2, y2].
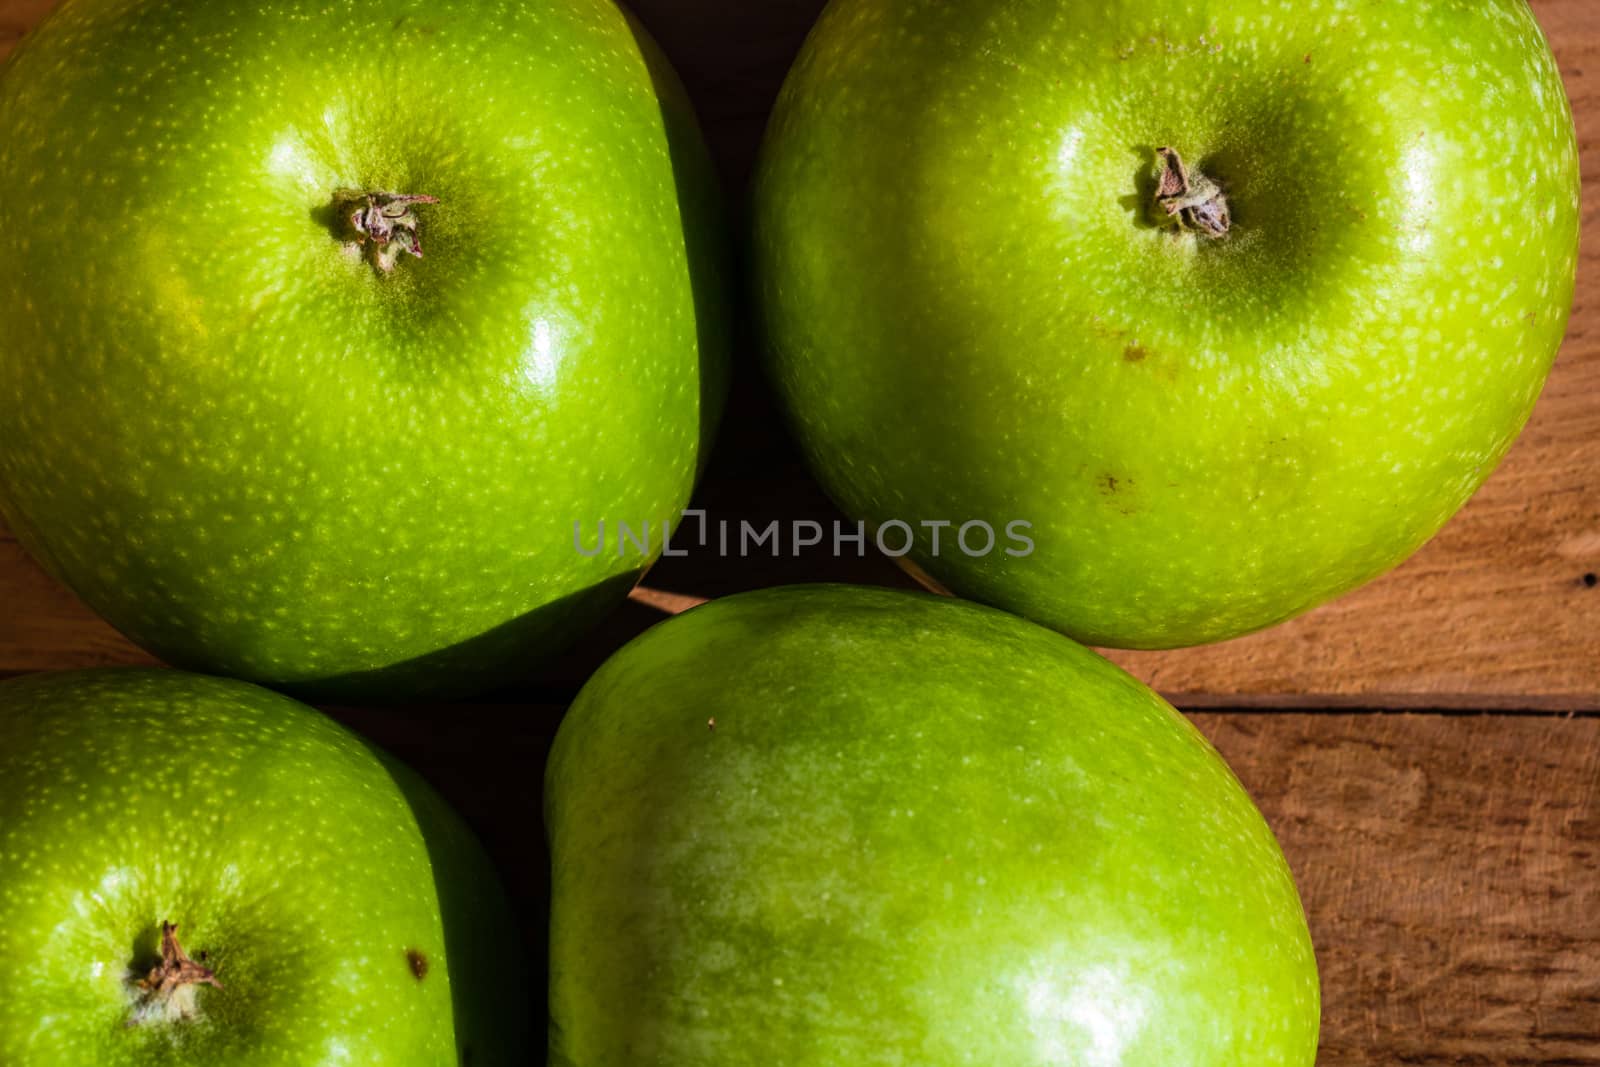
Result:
[1152, 147, 1231, 238]
[131, 921, 222, 1024]
[337, 190, 441, 274]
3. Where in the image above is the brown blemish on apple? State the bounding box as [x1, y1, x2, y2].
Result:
[407, 948, 429, 980]
[1123, 345, 1148, 362]
[1097, 474, 1141, 515]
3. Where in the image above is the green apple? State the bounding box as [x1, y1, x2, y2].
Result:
[0, 0, 728, 699]
[754, 0, 1579, 648]
[0, 668, 530, 1065]
[546, 585, 1318, 1065]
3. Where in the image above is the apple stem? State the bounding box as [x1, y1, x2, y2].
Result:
[336, 190, 440, 274]
[1152, 148, 1231, 239]
[130, 921, 222, 1024]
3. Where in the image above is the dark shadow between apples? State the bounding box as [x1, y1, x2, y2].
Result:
[363, 741, 546, 1067]
[273, 571, 640, 705]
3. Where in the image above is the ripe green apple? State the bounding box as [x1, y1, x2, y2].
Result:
[753, 0, 1580, 648]
[0, 0, 729, 699]
[546, 585, 1319, 1065]
[0, 668, 530, 1065]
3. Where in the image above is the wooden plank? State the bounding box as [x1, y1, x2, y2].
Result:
[0, 541, 156, 671]
[0, 0, 51, 53]
[334, 704, 1600, 1066]
[0, 0, 1596, 708]
[1195, 712, 1600, 1066]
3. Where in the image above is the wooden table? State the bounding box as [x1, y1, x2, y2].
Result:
[2, 1, 1597, 1063]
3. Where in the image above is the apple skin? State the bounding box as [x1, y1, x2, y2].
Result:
[546, 585, 1319, 1065]
[753, 0, 1580, 649]
[0, 669, 531, 1065]
[0, 0, 729, 699]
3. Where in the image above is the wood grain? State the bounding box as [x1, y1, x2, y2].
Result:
[0, 0, 51, 52]
[337, 704, 1600, 1067]
[0, 0, 1595, 707]
[1197, 712, 1600, 1066]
